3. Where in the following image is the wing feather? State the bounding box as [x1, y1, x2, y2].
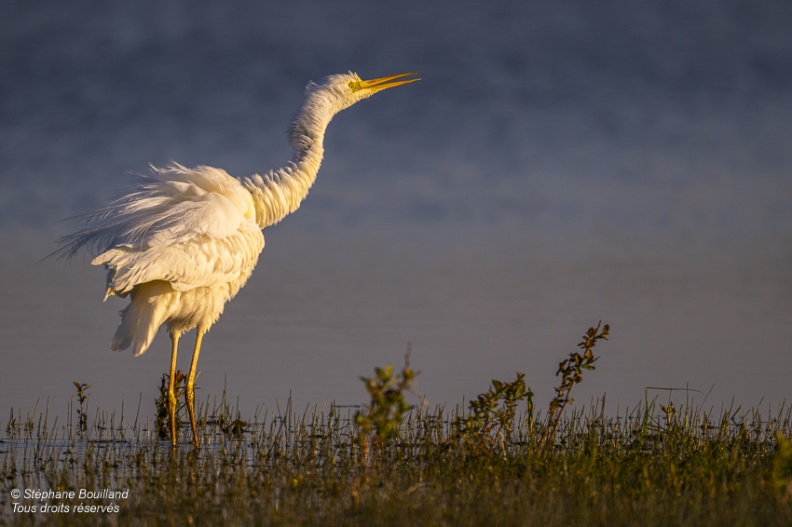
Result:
[57, 163, 264, 295]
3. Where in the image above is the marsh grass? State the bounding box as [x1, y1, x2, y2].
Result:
[2, 325, 792, 526]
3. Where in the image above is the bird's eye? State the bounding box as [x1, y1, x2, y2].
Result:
[349, 81, 361, 92]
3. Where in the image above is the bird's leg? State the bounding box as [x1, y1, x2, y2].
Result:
[185, 327, 205, 448]
[168, 331, 181, 447]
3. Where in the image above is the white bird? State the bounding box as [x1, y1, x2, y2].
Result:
[56, 71, 420, 447]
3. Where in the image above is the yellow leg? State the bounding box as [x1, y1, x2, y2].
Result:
[168, 331, 181, 447]
[186, 327, 205, 448]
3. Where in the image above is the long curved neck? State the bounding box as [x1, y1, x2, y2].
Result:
[242, 90, 341, 229]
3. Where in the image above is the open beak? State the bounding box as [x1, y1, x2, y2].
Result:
[355, 72, 420, 93]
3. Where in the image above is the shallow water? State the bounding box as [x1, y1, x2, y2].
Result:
[1, 1, 791, 422]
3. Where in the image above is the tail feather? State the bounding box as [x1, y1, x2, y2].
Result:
[111, 283, 171, 356]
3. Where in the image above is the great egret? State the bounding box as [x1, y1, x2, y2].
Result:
[56, 71, 420, 447]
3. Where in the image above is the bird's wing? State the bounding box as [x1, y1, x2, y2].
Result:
[60, 163, 264, 295]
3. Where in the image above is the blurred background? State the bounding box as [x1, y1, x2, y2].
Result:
[1, 1, 791, 420]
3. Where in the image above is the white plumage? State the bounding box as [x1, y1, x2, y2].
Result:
[57, 71, 419, 447]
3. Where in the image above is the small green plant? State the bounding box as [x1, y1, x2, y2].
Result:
[454, 372, 534, 454]
[454, 322, 608, 454]
[155, 370, 187, 441]
[542, 321, 608, 446]
[73, 380, 91, 435]
[355, 355, 416, 460]
[660, 401, 678, 427]
[222, 418, 248, 438]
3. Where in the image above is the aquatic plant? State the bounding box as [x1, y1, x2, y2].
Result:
[3, 323, 791, 526]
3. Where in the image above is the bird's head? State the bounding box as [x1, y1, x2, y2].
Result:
[306, 71, 420, 112]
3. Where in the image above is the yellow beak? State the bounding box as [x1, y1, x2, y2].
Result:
[353, 72, 421, 93]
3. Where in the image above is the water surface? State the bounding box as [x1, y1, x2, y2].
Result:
[1, 1, 791, 420]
